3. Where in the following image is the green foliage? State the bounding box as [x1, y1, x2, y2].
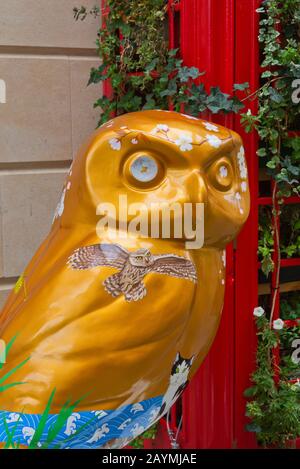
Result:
[130, 424, 158, 449]
[74, 1, 248, 126]
[258, 205, 300, 276]
[241, 0, 300, 199]
[245, 3, 300, 445]
[245, 314, 300, 447]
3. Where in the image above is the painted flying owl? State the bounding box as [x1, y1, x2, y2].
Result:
[0, 110, 249, 449]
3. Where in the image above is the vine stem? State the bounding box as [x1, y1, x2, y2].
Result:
[269, 183, 281, 327]
[241, 76, 286, 103]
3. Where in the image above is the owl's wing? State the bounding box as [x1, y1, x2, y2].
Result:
[150, 254, 197, 283]
[68, 243, 129, 270]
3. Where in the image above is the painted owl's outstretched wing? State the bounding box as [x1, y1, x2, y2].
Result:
[68, 243, 129, 270]
[150, 255, 197, 283]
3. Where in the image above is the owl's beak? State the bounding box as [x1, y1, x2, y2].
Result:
[186, 170, 207, 205]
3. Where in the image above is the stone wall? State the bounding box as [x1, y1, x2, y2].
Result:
[0, 0, 101, 307]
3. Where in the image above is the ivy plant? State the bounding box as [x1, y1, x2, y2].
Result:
[74, 1, 248, 126]
[244, 0, 300, 447]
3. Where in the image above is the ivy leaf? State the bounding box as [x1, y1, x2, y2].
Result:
[245, 423, 262, 433]
[233, 82, 249, 91]
[261, 255, 274, 277]
[244, 386, 258, 397]
[268, 87, 283, 103]
[206, 87, 231, 113]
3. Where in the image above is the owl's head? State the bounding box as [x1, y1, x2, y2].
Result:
[58, 110, 250, 249]
[129, 248, 152, 267]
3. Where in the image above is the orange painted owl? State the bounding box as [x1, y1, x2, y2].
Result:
[0, 111, 249, 448]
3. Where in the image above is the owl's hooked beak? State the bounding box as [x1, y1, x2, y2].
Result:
[186, 170, 207, 205]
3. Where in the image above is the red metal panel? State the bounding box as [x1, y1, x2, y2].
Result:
[234, 0, 260, 448]
[180, 0, 236, 449]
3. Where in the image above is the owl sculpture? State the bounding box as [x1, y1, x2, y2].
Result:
[0, 110, 249, 448]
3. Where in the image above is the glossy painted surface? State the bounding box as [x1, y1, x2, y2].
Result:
[0, 110, 249, 448]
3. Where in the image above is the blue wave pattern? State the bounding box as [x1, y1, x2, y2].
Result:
[0, 396, 163, 448]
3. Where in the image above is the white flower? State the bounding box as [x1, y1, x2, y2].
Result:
[151, 123, 169, 134]
[247, 109, 252, 116]
[237, 146, 247, 179]
[175, 133, 193, 152]
[222, 250, 226, 267]
[253, 306, 265, 317]
[109, 138, 121, 151]
[131, 138, 138, 145]
[241, 181, 247, 192]
[206, 134, 222, 148]
[235, 192, 241, 201]
[273, 318, 284, 330]
[204, 122, 219, 132]
[219, 165, 228, 178]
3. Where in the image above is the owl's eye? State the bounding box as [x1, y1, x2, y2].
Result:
[130, 155, 158, 182]
[123, 153, 164, 188]
[208, 158, 233, 191]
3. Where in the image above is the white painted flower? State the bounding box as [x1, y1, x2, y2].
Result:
[273, 318, 284, 330]
[130, 423, 145, 438]
[175, 133, 193, 152]
[53, 187, 66, 222]
[131, 138, 138, 145]
[87, 424, 109, 444]
[109, 137, 121, 151]
[204, 121, 219, 132]
[253, 306, 265, 317]
[241, 181, 247, 192]
[237, 146, 247, 179]
[219, 165, 228, 178]
[235, 192, 241, 201]
[222, 250, 226, 267]
[64, 412, 81, 436]
[151, 123, 169, 134]
[206, 134, 222, 148]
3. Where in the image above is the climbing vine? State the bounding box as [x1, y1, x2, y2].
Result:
[74, 1, 248, 127]
[244, 0, 300, 447]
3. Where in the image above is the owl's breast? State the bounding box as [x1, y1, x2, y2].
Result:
[0, 238, 197, 413]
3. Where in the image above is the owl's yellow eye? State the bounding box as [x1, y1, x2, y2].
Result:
[208, 158, 233, 191]
[123, 152, 164, 189]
